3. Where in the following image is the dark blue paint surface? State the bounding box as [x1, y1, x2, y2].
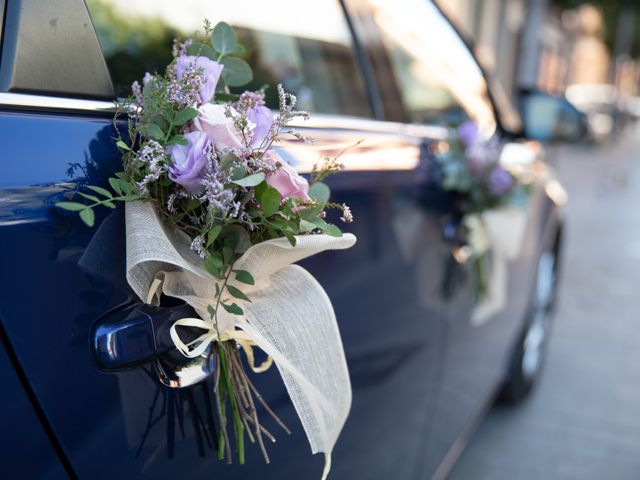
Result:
[0, 109, 453, 478]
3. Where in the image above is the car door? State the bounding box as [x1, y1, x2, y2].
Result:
[345, 0, 550, 476]
[0, 0, 448, 478]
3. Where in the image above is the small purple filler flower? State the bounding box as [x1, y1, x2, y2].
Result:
[488, 166, 514, 196]
[247, 105, 273, 147]
[175, 55, 223, 103]
[167, 131, 211, 193]
[458, 120, 480, 147]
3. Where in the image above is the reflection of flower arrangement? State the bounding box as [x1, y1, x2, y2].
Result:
[57, 21, 355, 476]
[430, 121, 531, 300]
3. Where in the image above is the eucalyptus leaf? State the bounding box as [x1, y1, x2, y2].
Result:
[186, 41, 217, 60]
[221, 57, 253, 87]
[103, 200, 116, 209]
[232, 172, 265, 187]
[79, 208, 95, 227]
[212, 22, 238, 56]
[309, 182, 330, 202]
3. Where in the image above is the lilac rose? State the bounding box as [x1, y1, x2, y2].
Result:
[264, 151, 310, 201]
[175, 55, 223, 103]
[167, 131, 210, 193]
[247, 105, 273, 147]
[194, 103, 246, 151]
[488, 166, 514, 196]
[458, 120, 480, 147]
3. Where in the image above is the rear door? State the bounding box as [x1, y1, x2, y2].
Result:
[0, 0, 447, 478]
[346, 0, 541, 476]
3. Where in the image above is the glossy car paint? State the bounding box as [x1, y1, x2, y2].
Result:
[0, 2, 564, 480]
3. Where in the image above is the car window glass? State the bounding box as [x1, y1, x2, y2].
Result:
[368, 0, 496, 134]
[85, 0, 372, 118]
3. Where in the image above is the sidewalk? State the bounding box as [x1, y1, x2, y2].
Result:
[449, 130, 640, 480]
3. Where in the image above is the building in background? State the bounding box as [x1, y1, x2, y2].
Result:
[436, 0, 620, 98]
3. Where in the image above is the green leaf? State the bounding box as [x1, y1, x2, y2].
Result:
[144, 123, 164, 141]
[174, 107, 197, 126]
[206, 224, 223, 248]
[77, 192, 100, 203]
[207, 305, 216, 319]
[226, 285, 251, 302]
[222, 302, 244, 316]
[219, 154, 239, 173]
[55, 201, 86, 211]
[220, 57, 253, 87]
[223, 246, 235, 264]
[232, 172, 265, 187]
[186, 41, 217, 60]
[108, 177, 123, 195]
[230, 165, 247, 181]
[220, 225, 251, 253]
[309, 182, 330, 202]
[79, 208, 95, 227]
[233, 269, 255, 286]
[167, 134, 187, 146]
[214, 92, 239, 103]
[212, 22, 238, 56]
[115, 140, 131, 151]
[86, 185, 113, 198]
[284, 232, 297, 246]
[323, 223, 343, 237]
[259, 187, 281, 217]
[299, 219, 317, 232]
[103, 200, 116, 209]
[204, 252, 224, 278]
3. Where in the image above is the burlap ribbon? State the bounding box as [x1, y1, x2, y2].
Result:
[125, 201, 356, 478]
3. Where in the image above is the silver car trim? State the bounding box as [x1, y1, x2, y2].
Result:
[0, 92, 448, 139]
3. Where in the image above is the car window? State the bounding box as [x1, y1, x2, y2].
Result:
[367, 0, 496, 134]
[85, 0, 373, 118]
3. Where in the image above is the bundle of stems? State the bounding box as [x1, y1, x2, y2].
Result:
[213, 341, 291, 464]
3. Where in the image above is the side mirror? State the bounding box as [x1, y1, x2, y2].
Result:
[518, 91, 589, 143]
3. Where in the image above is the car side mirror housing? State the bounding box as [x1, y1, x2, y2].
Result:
[518, 91, 589, 144]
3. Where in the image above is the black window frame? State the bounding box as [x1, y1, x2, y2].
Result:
[0, 0, 113, 99]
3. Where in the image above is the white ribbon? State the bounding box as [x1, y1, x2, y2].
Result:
[125, 201, 356, 478]
[466, 206, 528, 325]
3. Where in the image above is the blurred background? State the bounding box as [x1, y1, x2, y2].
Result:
[436, 0, 640, 478]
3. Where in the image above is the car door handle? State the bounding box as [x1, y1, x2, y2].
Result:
[91, 301, 200, 371]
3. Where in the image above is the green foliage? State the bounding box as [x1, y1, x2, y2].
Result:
[309, 182, 330, 202]
[220, 57, 253, 87]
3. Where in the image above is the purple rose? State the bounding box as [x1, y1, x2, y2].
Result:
[458, 120, 480, 147]
[167, 131, 210, 193]
[247, 105, 273, 147]
[175, 55, 223, 103]
[488, 166, 514, 196]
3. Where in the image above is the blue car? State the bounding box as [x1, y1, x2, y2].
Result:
[0, 0, 569, 478]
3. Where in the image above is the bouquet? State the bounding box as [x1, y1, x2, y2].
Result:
[430, 120, 531, 305]
[57, 21, 355, 478]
